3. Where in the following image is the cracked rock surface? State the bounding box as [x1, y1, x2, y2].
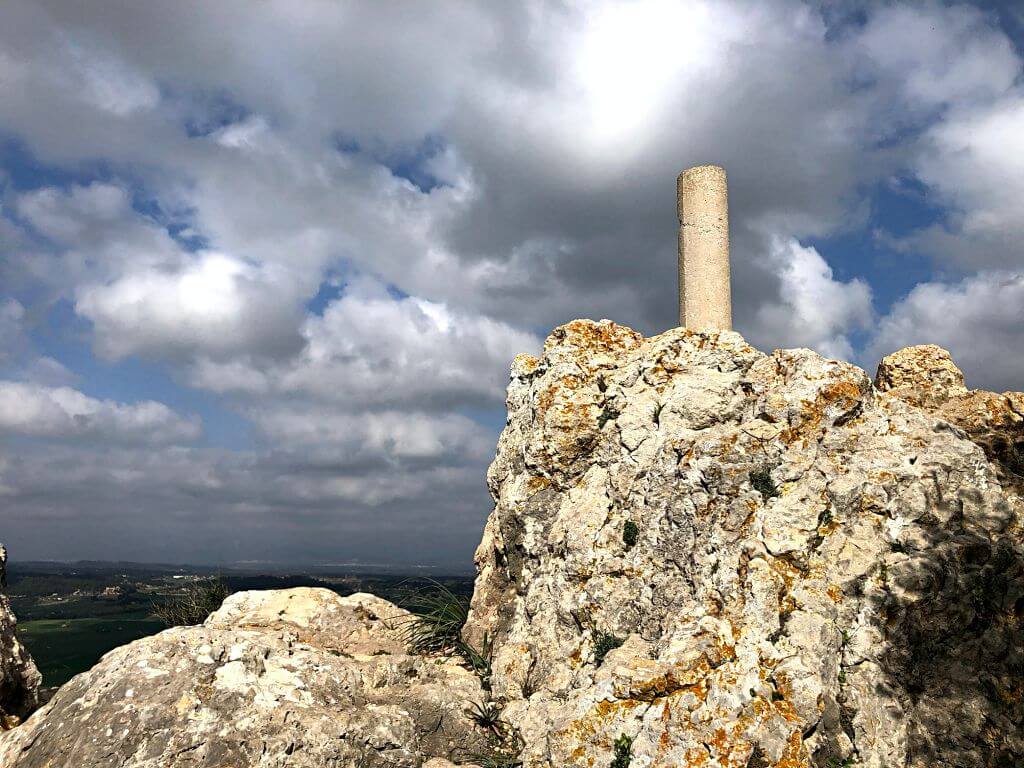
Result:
[1, 321, 1021, 767]
[465, 321, 1023, 768]
[0, 589, 486, 767]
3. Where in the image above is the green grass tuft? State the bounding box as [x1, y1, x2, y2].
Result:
[622, 521, 639, 550]
[400, 580, 492, 689]
[153, 577, 229, 627]
[593, 631, 625, 665]
[401, 581, 469, 655]
[749, 464, 779, 502]
[610, 733, 633, 768]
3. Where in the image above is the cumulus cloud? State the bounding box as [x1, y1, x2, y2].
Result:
[751, 238, 873, 359]
[867, 272, 1024, 390]
[907, 95, 1024, 269]
[76, 251, 304, 361]
[190, 276, 539, 408]
[0, 381, 200, 443]
[0, 0, 1022, 564]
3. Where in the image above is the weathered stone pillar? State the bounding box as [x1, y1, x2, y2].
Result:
[677, 165, 732, 329]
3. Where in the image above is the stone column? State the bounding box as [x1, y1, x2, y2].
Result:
[677, 164, 732, 329]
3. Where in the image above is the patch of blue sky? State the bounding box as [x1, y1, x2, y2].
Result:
[0, 138, 117, 191]
[174, 87, 252, 139]
[457, 405, 508, 436]
[306, 276, 346, 316]
[333, 132, 449, 194]
[808, 175, 947, 316]
[27, 300, 253, 451]
[305, 266, 409, 317]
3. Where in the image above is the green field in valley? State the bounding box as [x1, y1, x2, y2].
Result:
[18, 614, 165, 688]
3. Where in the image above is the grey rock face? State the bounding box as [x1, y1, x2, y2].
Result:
[465, 321, 1022, 768]
[0, 545, 41, 729]
[0, 589, 487, 767]
[1, 322, 1021, 768]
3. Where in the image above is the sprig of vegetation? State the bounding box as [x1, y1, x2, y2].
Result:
[400, 580, 492, 689]
[749, 464, 779, 501]
[622, 521, 639, 550]
[597, 404, 620, 430]
[465, 699, 505, 738]
[610, 734, 633, 768]
[457, 717, 525, 768]
[401, 581, 470, 655]
[593, 631, 625, 665]
[153, 576, 230, 627]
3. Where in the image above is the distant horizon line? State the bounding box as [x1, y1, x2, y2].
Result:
[8, 557, 476, 575]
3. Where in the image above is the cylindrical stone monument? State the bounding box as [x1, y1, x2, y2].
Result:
[677, 164, 732, 329]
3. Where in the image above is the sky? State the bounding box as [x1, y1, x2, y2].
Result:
[0, 0, 1022, 568]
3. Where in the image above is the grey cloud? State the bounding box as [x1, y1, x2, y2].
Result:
[0, 0, 1022, 564]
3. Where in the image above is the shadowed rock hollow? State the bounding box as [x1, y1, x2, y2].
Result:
[0, 591, 41, 729]
[1, 321, 1021, 767]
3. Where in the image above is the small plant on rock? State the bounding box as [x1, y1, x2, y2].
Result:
[749, 464, 779, 502]
[400, 580, 492, 690]
[402, 581, 470, 655]
[597, 404, 620, 430]
[622, 521, 639, 550]
[465, 699, 505, 738]
[610, 733, 633, 768]
[593, 631, 625, 665]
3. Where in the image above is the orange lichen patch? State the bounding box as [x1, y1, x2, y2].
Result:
[557, 697, 645, 754]
[821, 379, 866, 409]
[526, 475, 551, 494]
[774, 729, 811, 768]
[512, 353, 540, 376]
[623, 658, 713, 702]
[995, 680, 1024, 706]
[826, 584, 844, 603]
[682, 746, 710, 767]
[767, 557, 802, 592]
[546, 319, 644, 358]
[706, 725, 755, 768]
[770, 697, 803, 725]
[779, 377, 868, 445]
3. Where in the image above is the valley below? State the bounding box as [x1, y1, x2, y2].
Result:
[7, 560, 473, 688]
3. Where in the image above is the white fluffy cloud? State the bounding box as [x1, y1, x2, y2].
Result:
[76, 251, 304, 361]
[908, 95, 1024, 268]
[0, 381, 200, 443]
[190, 276, 539, 408]
[751, 238, 873, 360]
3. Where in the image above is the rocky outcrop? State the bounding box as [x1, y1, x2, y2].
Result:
[0, 589, 486, 767]
[877, 345, 1024, 492]
[466, 321, 1022, 768]
[1, 322, 1021, 768]
[0, 547, 41, 729]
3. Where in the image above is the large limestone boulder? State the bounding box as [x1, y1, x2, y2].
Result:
[0, 589, 487, 767]
[466, 321, 1023, 768]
